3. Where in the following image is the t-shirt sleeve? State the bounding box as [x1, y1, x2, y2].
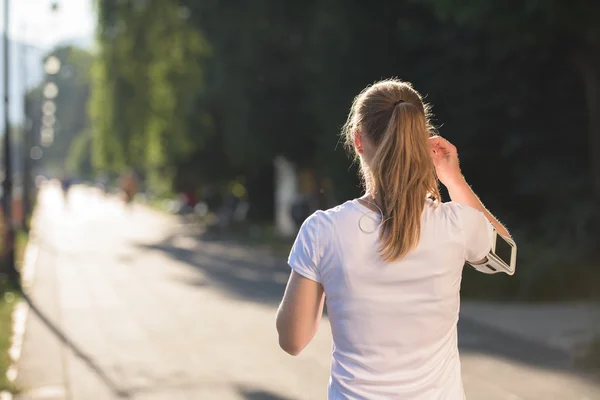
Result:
[288, 212, 321, 283]
[459, 205, 494, 262]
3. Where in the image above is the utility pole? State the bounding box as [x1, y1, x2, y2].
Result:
[21, 25, 30, 231]
[2, 0, 17, 283]
[22, 4, 60, 232]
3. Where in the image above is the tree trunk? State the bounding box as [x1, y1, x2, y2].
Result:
[572, 48, 600, 203]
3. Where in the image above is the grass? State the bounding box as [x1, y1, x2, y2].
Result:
[574, 335, 600, 374]
[0, 228, 29, 394]
[227, 224, 295, 258]
[204, 223, 294, 258]
[135, 194, 178, 214]
[15, 231, 28, 268]
[142, 196, 172, 212]
[0, 279, 19, 393]
[136, 194, 295, 256]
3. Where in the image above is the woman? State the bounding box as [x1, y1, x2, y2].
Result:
[276, 79, 511, 399]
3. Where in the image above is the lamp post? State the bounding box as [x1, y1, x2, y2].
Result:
[21, 23, 30, 230]
[20, 3, 60, 232]
[2, 0, 17, 283]
[3, 1, 60, 279]
[41, 61, 59, 149]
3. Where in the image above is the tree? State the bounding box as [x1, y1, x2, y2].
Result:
[90, 0, 598, 298]
[422, 0, 600, 202]
[91, 0, 211, 193]
[66, 130, 93, 179]
[31, 46, 93, 174]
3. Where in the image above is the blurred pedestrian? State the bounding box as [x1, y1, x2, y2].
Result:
[181, 190, 198, 214]
[276, 79, 513, 399]
[290, 194, 311, 229]
[96, 173, 110, 195]
[60, 174, 73, 206]
[119, 170, 138, 207]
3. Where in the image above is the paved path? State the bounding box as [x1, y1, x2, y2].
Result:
[14, 184, 600, 400]
[460, 301, 600, 355]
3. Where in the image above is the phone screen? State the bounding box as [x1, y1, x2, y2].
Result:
[494, 234, 513, 265]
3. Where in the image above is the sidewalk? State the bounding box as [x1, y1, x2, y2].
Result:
[461, 301, 600, 357]
[13, 185, 334, 400]
[11, 185, 600, 400]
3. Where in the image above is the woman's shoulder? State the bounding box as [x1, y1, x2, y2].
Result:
[300, 200, 360, 231]
[428, 201, 487, 229]
[313, 200, 364, 220]
[435, 200, 462, 215]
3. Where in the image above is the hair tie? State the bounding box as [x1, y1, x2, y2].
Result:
[394, 99, 405, 107]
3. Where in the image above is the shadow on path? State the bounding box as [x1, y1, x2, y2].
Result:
[134, 232, 288, 305]
[21, 291, 132, 398]
[458, 317, 572, 369]
[134, 231, 600, 388]
[238, 387, 292, 400]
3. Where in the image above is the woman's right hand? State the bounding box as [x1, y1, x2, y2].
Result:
[429, 136, 512, 238]
[429, 136, 464, 187]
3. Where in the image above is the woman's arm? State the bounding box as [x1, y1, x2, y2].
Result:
[429, 136, 510, 238]
[276, 271, 325, 356]
[446, 177, 510, 238]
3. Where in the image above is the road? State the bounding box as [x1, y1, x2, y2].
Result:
[14, 184, 600, 400]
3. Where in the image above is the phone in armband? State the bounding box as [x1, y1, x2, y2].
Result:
[467, 228, 516, 275]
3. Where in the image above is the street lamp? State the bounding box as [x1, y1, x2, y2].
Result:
[42, 100, 56, 115]
[44, 55, 60, 75]
[40, 54, 60, 148]
[40, 127, 54, 147]
[29, 146, 42, 161]
[1, 0, 17, 282]
[42, 114, 55, 125]
[4, 0, 61, 279]
[43, 82, 59, 99]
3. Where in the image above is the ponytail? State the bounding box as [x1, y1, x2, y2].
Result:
[343, 79, 440, 262]
[371, 102, 439, 261]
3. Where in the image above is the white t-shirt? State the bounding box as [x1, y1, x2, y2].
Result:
[288, 199, 494, 400]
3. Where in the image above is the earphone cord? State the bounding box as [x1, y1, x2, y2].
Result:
[358, 196, 387, 234]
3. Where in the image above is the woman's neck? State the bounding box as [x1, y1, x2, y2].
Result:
[357, 193, 383, 214]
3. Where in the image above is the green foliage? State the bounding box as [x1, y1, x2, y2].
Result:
[422, 0, 600, 46]
[91, 0, 600, 299]
[574, 335, 600, 371]
[420, 0, 600, 299]
[0, 229, 27, 394]
[28, 46, 94, 174]
[0, 279, 18, 394]
[66, 131, 93, 179]
[90, 0, 211, 181]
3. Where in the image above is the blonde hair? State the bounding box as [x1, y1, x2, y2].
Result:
[343, 79, 440, 261]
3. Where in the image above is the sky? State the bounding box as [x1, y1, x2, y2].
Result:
[4, 0, 96, 49]
[0, 1, 96, 128]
